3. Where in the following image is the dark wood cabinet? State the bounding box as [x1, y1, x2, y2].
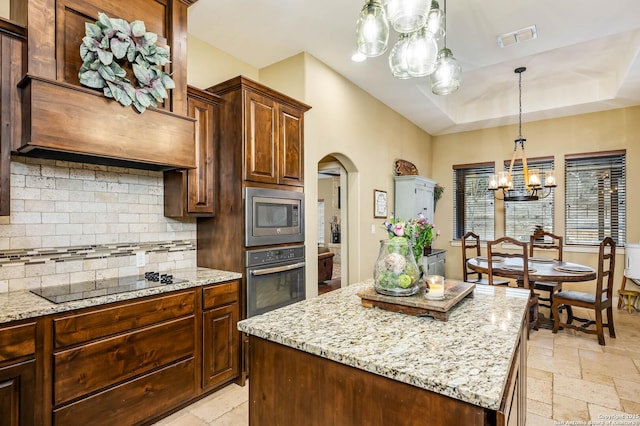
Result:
[202, 280, 240, 390]
[49, 291, 197, 425]
[208, 76, 310, 187]
[165, 86, 223, 217]
[0, 321, 36, 426]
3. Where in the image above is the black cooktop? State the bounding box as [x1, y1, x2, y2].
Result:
[30, 272, 187, 304]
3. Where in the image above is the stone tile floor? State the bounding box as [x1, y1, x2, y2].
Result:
[154, 305, 640, 425]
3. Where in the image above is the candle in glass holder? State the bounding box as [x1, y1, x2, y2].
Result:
[425, 275, 445, 300]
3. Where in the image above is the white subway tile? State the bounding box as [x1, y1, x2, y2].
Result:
[10, 174, 25, 187]
[96, 268, 118, 281]
[70, 234, 96, 246]
[0, 264, 26, 280]
[43, 212, 70, 224]
[25, 200, 56, 213]
[95, 192, 118, 203]
[26, 224, 57, 236]
[70, 168, 96, 180]
[83, 223, 106, 234]
[12, 187, 41, 200]
[56, 260, 83, 274]
[9, 277, 41, 291]
[70, 213, 96, 224]
[26, 262, 57, 277]
[70, 270, 96, 284]
[55, 178, 83, 190]
[70, 191, 95, 202]
[83, 258, 108, 270]
[42, 235, 70, 248]
[41, 189, 69, 201]
[95, 171, 119, 182]
[83, 180, 107, 192]
[0, 280, 7, 293]
[107, 182, 129, 193]
[26, 175, 55, 189]
[95, 234, 119, 245]
[42, 273, 70, 287]
[118, 213, 140, 223]
[10, 236, 42, 249]
[10, 212, 41, 224]
[55, 224, 83, 235]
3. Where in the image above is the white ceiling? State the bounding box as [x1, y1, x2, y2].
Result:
[187, 0, 640, 136]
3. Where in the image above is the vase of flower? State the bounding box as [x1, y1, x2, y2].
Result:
[373, 238, 420, 296]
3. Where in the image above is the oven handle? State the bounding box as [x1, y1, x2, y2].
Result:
[250, 261, 306, 276]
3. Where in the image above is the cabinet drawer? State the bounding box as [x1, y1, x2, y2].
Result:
[53, 291, 195, 348]
[203, 280, 239, 310]
[0, 321, 36, 363]
[53, 358, 196, 426]
[54, 316, 195, 406]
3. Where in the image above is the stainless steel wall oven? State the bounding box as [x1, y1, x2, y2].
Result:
[245, 245, 305, 317]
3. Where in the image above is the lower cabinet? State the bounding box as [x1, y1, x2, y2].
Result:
[0, 321, 36, 426]
[42, 280, 241, 425]
[202, 280, 240, 391]
[0, 359, 36, 426]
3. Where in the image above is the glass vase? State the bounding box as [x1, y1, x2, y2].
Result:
[373, 238, 420, 296]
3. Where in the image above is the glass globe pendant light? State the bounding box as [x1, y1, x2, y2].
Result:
[430, 48, 462, 94]
[385, 0, 432, 33]
[356, 0, 390, 57]
[430, 0, 461, 94]
[425, 0, 445, 40]
[388, 33, 411, 79]
[405, 27, 438, 77]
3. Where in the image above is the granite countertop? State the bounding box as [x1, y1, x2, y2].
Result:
[0, 267, 242, 324]
[238, 279, 529, 411]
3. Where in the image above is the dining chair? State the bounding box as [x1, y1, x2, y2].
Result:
[551, 237, 616, 346]
[529, 231, 564, 313]
[461, 232, 508, 285]
[487, 236, 539, 333]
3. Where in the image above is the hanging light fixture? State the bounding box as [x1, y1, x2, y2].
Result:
[488, 67, 557, 201]
[356, 0, 390, 58]
[354, 0, 461, 93]
[385, 0, 431, 33]
[388, 32, 411, 79]
[430, 0, 461, 95]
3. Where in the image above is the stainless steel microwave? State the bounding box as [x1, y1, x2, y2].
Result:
[244, 187, 304, 247]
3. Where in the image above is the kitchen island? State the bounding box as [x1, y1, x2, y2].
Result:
[238, 279, 529, 426]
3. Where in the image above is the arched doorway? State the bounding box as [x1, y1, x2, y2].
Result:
[317, 156, 348, 294]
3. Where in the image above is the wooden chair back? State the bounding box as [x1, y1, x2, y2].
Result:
[551, 237, 617, 345]
[461, 232, 482, 282]
[487, 236, 530, 289]
[529, 231, 563, 261]
[596, 237, 616, 306]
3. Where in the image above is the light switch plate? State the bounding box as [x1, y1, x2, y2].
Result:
[371, 224, 376, 234]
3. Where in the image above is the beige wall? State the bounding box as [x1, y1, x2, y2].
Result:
[187, 38, 434, 296]
[432, 106, 640, 291]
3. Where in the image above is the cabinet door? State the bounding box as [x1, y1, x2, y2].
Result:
[0, 359, 36, 426]
[202, 303, 239, 390]
[186, 90, 219, 215]
[244, 90, 278, 184]
[279, 104, 304, 186]
[164, 88, 221, 217]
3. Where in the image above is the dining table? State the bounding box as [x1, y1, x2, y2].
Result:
[466, 255, 597, 328]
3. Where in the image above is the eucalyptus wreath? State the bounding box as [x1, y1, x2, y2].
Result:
[78, 12, 175, 113]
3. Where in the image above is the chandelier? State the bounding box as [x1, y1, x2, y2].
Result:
[355, 0, 462, 95]
[488, 67, 557, 202]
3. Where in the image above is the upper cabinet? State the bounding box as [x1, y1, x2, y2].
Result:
[164, 86, 223, 217]
[394, 175, 436, 224]
[9, 0, 196, 171]
[207, 76, 310, 187]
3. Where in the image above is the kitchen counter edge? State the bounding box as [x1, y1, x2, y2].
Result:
[0, 267, 242, 323]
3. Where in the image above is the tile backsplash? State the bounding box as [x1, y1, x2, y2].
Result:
[0, 156, 197, 292]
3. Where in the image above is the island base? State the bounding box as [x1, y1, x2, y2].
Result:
[247, 335, 525, 426]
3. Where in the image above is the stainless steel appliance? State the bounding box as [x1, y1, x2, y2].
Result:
[245, 245, 305, 317]
[244, 187, 304, 247]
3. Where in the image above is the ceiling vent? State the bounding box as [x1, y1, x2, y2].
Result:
[497, 25, 538, 48]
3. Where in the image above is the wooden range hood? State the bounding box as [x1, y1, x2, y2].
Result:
[10, 0, 197, 171]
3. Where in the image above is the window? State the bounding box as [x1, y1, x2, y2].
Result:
[504, 158, 555, 241]
[453, 163, 495, 240]
[565, 151, 626, 246]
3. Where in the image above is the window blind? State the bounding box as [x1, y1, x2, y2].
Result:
[504, 158, 555, 241]
[565, 151, 626, 246]
[452, 163, 495, 240]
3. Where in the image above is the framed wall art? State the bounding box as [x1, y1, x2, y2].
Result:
[374, 189, 387, 218]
